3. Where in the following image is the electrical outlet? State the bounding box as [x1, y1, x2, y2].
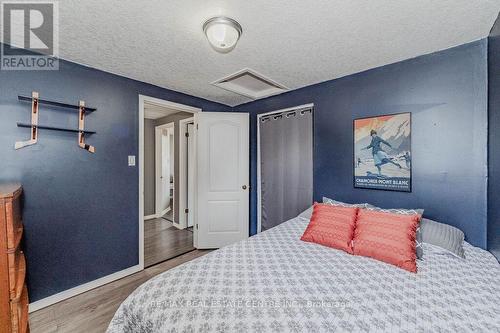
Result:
[128, 155, 136, 166]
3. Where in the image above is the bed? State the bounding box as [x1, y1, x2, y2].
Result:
[107, 215, 500, 332]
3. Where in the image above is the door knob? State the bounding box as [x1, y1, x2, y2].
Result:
[242, 185, 247, 190]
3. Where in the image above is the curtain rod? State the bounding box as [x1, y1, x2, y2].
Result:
[259, 106, 313, 122]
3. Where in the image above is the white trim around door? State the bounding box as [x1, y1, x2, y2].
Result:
[178, 117, 194, 229]
[256, 103, 314, 233]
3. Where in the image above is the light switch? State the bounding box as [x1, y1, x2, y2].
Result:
[128, 155, 136, 166]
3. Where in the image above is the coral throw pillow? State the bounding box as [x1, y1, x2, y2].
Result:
[353, 209, 421, 273]
[301, 203, 358, 254]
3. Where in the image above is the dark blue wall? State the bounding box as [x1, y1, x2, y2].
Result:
[236, 40, 488, 249]
[488, 15, 500, 260]
[0, 58, 230, 301]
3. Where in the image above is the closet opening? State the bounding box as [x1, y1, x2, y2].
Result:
[257, 103, 314, 232]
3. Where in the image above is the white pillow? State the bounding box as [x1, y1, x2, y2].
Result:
[322, 197, 369, 208]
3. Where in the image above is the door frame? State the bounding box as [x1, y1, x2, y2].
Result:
[155, 122, 175, 218]
[178, 117, 195, 229]
[139, 94, 201, 270]
[256, 103, 314, 233]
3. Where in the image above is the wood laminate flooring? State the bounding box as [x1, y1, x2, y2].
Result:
[144, 217, 194, 267]
[29, 249, 212, 333]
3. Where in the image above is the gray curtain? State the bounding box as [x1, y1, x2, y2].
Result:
[260, 107, 313, 231]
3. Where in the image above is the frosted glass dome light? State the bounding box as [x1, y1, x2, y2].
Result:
[203, 17, 242, 53]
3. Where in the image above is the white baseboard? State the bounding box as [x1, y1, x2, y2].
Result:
[160, 206, 171, 217]
[29, 264, 142, 313]
[172, 222, 185, 230]
[144, 214, 157, 220]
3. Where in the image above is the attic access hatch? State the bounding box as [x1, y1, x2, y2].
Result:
[212, 69, 288, 100]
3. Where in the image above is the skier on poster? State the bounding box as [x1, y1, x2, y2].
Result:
[361, 129, 402, 175]
[403, 151, 411, 169]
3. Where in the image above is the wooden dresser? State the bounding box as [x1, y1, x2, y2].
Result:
[0, 184, 29, 333]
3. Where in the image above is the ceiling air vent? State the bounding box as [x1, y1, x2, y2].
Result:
[212, 68, 288, 100]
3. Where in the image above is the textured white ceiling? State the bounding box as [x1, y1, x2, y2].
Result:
[144, 103, 182, 120]
[54, 1, 500, 106]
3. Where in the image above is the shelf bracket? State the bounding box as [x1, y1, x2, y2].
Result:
[15, 91, 39, 150]
[78, 101, 95, 153]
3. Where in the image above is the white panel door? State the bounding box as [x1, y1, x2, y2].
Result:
[196, 112, 249, 248]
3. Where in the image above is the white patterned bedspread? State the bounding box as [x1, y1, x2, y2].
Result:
[107, 216, 500, 333]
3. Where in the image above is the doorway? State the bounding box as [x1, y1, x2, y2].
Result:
[139, 96, 250, 269]
[139, 95, 201, 268]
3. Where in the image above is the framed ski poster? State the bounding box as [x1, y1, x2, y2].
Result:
[354, 112, 411, 192]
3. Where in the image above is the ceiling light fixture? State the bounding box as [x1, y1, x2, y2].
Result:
[203, 16, 242, 53]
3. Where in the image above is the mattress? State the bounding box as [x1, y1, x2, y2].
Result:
[107, 216, 500, 333]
